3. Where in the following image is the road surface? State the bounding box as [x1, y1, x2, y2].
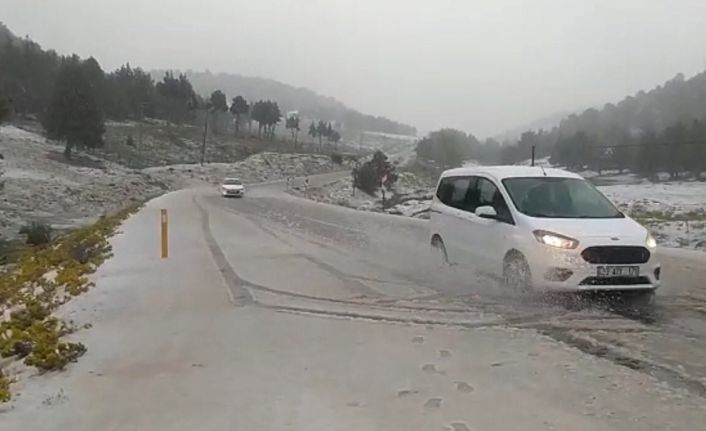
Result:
[3, 173, 706, 430]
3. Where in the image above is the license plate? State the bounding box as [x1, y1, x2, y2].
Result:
[597, 266, 639, 278]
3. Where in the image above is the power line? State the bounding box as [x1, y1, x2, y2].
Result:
[587, 140, 706, 150]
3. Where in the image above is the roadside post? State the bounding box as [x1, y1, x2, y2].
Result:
[160, 209, 168, 259]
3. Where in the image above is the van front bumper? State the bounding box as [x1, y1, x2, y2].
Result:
[526, 246, 660, 292]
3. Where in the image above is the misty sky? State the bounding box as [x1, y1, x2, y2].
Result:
[3, 0, 706, 137]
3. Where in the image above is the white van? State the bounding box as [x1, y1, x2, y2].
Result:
[429, 166, 660, 302]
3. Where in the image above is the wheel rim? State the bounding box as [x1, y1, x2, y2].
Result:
[505, 258, 531, 292]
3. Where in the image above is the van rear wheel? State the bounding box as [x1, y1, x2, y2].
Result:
[431, 236, 448, 266]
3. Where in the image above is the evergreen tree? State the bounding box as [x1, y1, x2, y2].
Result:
[208, 90, 228, 134]
[229, 96, 249, 136]
[308, 121, 318, 145]
[0, 88, 11, 123]
[42, 57, 105, 158]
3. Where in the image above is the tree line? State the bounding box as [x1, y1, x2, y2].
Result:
[417, 72, 706, 179]
[415, 128, 501, 168]
[176, 70, 417, 136]
[500, 72, 706, 178]
[0, 31, 340, 157]
[549, 120, 706, 179]
[308, 120, 341, 150]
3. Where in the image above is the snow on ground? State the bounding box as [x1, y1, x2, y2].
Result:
[0, 125, 167, 241]
[0, 125, 348, 243]
[600, 181, 706, 249]
[145, 153, 349, 189]
[290, 171, 433, 218]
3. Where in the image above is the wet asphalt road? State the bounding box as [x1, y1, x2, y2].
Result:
[5, 174, 706, 430]
[213, 174, 706, 397]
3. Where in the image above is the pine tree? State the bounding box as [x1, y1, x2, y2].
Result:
[229, 96, 249, 136]
[42, 57, 105, 158]
[0, 89, 11, 123]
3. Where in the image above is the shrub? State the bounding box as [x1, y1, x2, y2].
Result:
[330, 153, 343, 165]
[19, 222, 52, 246]
[352, 150, 398, 195]
[352, 162, 379, 195]
[0, 371, 10, 402]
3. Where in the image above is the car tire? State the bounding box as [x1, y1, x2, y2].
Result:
[503, 253, 532, 292]
[431, 236, 448, 266]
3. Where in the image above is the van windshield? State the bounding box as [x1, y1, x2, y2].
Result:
[502, 177, 623, 219]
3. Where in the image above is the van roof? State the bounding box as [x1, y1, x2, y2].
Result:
[440, 165, 582, 181]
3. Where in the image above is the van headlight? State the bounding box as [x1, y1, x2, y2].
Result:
[646, 232, 657, 249]
[533, 230, 579, 249]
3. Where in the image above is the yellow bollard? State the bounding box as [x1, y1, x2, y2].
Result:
[160, 209, 168, 259]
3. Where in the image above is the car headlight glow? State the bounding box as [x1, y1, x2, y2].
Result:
[533, 230, 579, 249]
[646, 232, 657, 249]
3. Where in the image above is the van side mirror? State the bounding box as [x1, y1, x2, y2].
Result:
[475, 205, 497, 219]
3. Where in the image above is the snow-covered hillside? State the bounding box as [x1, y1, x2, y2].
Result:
[0, 125, 348, 243]
[0, 125, 167, 241]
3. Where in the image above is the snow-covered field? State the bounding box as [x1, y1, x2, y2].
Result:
[0, 125, 167, 241]
[145, 153, 351, 189]
[0, 125, 347, 243]
[289, 171, 433, 218]
[601, 181, 706, 249]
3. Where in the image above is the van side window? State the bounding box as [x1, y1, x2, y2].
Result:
[462, 176, 481, 212]
[450, 177, 472, 208]
[436, 177, 454, 205]
[477, 177, 514, 225]
[436, 176, 474, 210]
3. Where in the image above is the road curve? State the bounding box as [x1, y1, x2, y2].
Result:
[3, 175, 706, 430]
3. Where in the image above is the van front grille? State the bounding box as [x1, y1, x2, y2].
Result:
[581, 246, 650, 264]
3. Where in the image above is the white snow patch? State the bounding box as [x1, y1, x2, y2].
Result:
[599, 181, 706, 250]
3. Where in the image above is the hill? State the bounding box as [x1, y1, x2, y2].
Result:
[497, 71, 706, 178]
[554, 72, 706, 140]
[155, 70, 417, 137]
[493, 109, 573, 143]
[0, 22, 19, 46]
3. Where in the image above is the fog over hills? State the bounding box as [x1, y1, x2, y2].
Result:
[153, 69, 417, 137]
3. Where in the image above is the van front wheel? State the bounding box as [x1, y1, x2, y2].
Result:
[503, 253, 532, 292]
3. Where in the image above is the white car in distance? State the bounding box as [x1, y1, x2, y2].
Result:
[221, 178, 245, 198]
[429, 166, 660, 303]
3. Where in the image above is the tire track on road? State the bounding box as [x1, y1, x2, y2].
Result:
[194, 195, 254, 306]
[202, 191, 706, 399]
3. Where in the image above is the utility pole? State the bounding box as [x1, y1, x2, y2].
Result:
[531, 145, 536, 167]
[200, 108, 209, 166]
[137, 103, 144, 150]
